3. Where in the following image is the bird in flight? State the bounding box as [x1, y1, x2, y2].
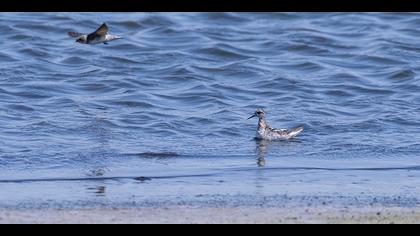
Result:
[68, 23, 122, 45]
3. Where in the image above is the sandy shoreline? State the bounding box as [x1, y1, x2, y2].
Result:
[1, 206, 420, 224]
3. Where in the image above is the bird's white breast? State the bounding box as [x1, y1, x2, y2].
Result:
[89, 35, 107, 44]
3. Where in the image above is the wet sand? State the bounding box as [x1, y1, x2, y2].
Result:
[2, 206, 420, 224]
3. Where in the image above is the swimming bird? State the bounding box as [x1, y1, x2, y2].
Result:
[247, 109, 304, 141]
[68, 23, 122, 45]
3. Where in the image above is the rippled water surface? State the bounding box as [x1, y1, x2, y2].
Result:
[1, 13, 420, 208]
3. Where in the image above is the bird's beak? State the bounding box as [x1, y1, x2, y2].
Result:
[247, 114, 256, 120]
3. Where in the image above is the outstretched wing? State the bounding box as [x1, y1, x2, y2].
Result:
[94, 23, 109, 36]
[68, 32, 84, 38]
[87, 23, 108, 42]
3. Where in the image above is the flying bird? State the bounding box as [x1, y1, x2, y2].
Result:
[68, 23, 122, 45]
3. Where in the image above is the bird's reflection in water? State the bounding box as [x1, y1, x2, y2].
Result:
[85, 167, 109, 197]
[86, 185, 107, 197]
[255, 139, 270, 167]
[254, 139, 303, 167]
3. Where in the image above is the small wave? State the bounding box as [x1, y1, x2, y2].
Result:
[13, 23, 57, 32]
[389, 69, 416, 81]
[324, 89, 354, 97]
[0, 52, 17, 62]
[201, 13, 251, 23]
[279, 61, 325, 72]
[75, 83, 119, 94]
[60, 56, 91, 65]
[345, 85, 395, 95]
[107, 100, 155, 109]
[286, 43, 331, 55]
[6, 34, 32, 41]
[5, 104, 35, 112]
[191, 47, 251, 61]
[18, 48, 50, 58]
[353, 55, 405, 65]
[101, 56, 139, 64]
[140, 15, 177, 27]
[114, 20, 143, 29]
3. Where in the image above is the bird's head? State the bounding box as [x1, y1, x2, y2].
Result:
[248, 109, 266, 120]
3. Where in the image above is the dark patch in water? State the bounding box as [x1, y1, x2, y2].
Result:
[134, 176, 152, 181]
[129, 152, 181, 158]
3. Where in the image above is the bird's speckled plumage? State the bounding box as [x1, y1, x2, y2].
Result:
[248, 109, 304, 141]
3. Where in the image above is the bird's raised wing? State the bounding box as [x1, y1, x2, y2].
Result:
[91, 23, 108, 36]
[68, 32, 84, 38]
[87, 23, 108, 42]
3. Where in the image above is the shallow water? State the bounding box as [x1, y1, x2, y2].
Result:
[1, 12, 420, 208]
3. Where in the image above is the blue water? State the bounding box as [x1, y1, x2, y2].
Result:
[1, 12, 420, 208]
